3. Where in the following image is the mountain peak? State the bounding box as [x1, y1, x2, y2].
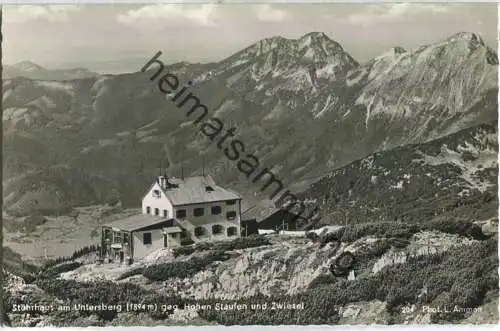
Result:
[298, 32, 337, 46]
[373, 46, 407, 62]
[445, 32, 485, 47]
[439, 31, 497, 64]
[11, 61, 45, 72]
[300, 32, 330, 41]
[297, 31, 345, 56]
[392, 46, 407, 55]
[262, 35, 288, 42]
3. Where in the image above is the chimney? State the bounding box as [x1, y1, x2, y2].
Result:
[158, 176, 166, 189]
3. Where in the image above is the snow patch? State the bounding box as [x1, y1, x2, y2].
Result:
[314, 94, 334, 118]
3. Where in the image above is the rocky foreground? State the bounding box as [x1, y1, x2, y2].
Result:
[3, 219, 498, 326]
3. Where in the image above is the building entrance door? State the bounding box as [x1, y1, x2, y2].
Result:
[113, 249, 120, 262]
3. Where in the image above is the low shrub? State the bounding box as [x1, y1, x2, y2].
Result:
[198, 239, 498, 325]
[173, 236, 270, 257]
[39, 262, 82, 279]
[172, 246, 196, 257]
[336, 219, 488, 244]
[42, 245, 100, 270]
[3, 263, 39, 284]
[143, 250, 231, 281]
[305, 231, 320, 242]
[307, 273, 338, 289]
[116, 267, 144, 281]
[424, 219, 488, 240]
[219, 236, 270, 251]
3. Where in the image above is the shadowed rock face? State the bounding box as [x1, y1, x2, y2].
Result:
[2, 32, 498, 215]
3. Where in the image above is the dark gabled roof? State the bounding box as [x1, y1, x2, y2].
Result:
[242, 205, 280, 223]
[241, 218, 259, 236]
[103, 214, 172, 232]
[149, 175, 241, 206]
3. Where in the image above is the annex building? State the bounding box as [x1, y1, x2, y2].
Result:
[101, 175, 242, 263]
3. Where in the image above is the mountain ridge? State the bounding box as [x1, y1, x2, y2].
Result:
[3, 61, 99, 81]
[2, 31, 498, 216]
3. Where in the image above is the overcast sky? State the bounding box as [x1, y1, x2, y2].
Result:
[3, 3, 498, 73]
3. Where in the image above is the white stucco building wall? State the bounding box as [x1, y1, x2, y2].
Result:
[132, 228, 164, 260]
[173, 200, 241, 240]
[142, 181, 174, 218]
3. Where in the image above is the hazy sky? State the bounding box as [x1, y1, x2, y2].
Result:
[3, 3, 498, 73]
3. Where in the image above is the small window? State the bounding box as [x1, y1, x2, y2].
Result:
[193, 208, 204, 217]
[205, 186, 214, 192]
[176, 209, 186, 218]
[227, 211, 237, 220]
[146, 206, 151, 214]
[212, 224, 223, 235]
[194, 226, 206, 237]
[171, 233, 177, 239]
[211, 206, 221, 215]
[154, 208, 159, 216]
[180, 230, 188, 239]
[226, 200, 236, 205]
[153, 190, 161, 198]
[143, 232, 152, 245]
[163, 209, 168, 218]
[114, 233, 123, 243]
[227, 227, 237, 237]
